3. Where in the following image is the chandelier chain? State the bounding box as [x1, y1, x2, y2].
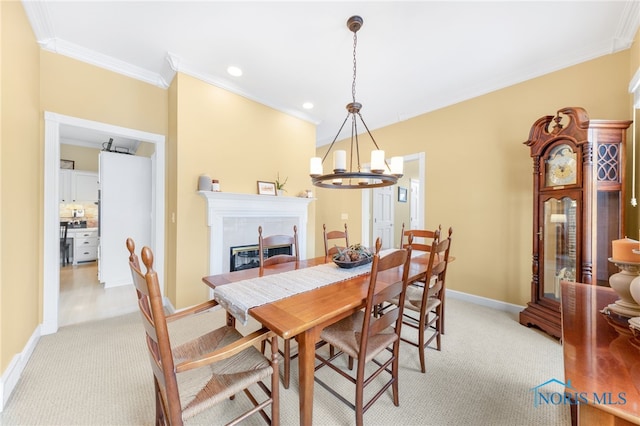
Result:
[352, 30, 357, 103]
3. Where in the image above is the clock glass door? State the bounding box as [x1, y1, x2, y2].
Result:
[541, 195, 578, 302]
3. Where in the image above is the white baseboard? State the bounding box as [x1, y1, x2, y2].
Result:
[446, 289, 525, 315]
[0, 325, 41, 412]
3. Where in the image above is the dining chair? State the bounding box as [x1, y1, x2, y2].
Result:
[393, 228, 452, 373]
[400, 223, 455, 334]
[400, 222, 441, 251]
[323, 223, 349, 257]
[314, 237, 413, 426]
[258, 225, 299, 270]
[375, 225, 441, 317]
[258, 225, 299, 389]
[126, 238, 280, 425]
[60, 222, 71, 266]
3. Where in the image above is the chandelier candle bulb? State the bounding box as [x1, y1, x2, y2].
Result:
[334, 150, 347, 172]
[611, 238, 640, 263]
[310, 157, 323, 176]
[390, 156, 404, 176]
[371, 150, 385, 173]
[359, 167, 371, 185]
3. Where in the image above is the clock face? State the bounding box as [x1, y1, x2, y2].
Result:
[546, 144, 577, 186]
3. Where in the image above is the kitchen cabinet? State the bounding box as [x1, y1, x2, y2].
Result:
[59, 170, 99, 203]
[59, 169, 73, 203]
[69, 228, 98, 264]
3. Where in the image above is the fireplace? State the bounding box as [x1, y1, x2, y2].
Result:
[230, 243, 293, 272]
[199, 191, 313, 278]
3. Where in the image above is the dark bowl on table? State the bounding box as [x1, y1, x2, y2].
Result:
[333, 256, 373, 269]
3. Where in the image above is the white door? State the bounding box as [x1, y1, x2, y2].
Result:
[372, 185, 394, 249]
[410, 178, 420, 229]
[99, 151, 151, 287]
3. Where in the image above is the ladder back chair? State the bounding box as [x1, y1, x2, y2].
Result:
[258, 225, 299, 389]
[394, 228, 452, 373]
[323, 223, 349, 257]
[314, 237, 413, 426]
[258, 225, 299, 270]
[400, 224, 454, 334]
[60, 222, 71, 266]
[375, 225, 441, 317]
[126, 238, 280, 425]
[401, 222, 441, 252]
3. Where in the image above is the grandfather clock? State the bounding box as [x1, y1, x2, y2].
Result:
[519, 107, 631, 338]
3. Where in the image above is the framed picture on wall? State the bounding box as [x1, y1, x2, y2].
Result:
[257, 181, 277, 196]
[398, 186, 408, 203]
[60, 159, 75, 170]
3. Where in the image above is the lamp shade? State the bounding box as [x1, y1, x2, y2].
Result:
[371, 150, 385, 173]
[390, 156, 403, 175]
[310, 157, 323, 176]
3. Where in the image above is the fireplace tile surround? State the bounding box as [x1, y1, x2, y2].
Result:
[199, 191, 314, 276]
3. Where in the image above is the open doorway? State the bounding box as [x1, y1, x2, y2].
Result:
[361, 152, 425, 248]
[43, 112, 165, 334]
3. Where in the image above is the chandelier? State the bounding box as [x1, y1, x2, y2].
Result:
[310, 15, 403, 189]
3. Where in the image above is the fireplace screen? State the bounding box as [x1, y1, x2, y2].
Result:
[230, 244, 292, 272]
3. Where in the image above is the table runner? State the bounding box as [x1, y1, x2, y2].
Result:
[214, 249, 397, 325]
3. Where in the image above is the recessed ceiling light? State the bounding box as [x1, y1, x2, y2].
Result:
[227, 66, 243, 77]
[302, 102, 314, 110]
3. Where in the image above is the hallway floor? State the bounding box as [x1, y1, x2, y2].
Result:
[59, 262, 137, 327]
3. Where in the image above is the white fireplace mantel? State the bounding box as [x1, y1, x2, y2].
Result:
[199, 191, 314, 276]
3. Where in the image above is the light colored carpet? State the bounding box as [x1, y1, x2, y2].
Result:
[0, 297, 570, 425]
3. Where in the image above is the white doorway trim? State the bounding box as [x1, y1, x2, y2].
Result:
[43, 112, 165, 335]
[362, 152, 425, 247]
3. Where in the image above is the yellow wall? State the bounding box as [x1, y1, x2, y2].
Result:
[1, 1, 40, 372]
[40, 53, 167, 137]
[60, 144, 100, 171]
[168, 73, 316, 307]
[316, 49, 635, 306]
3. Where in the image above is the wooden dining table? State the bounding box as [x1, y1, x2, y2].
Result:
[202, 253, 434, 426]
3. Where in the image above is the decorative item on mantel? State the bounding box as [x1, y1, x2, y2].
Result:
[198, 174, 211, 191]
[309, 16, 403, 189]
[275, 173, 287, 196]
[604, 238, 640, 318]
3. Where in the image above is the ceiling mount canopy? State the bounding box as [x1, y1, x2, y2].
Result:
[310, 15, 403, 189]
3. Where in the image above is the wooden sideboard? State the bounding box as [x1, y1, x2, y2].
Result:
[561, 281, 640, 425]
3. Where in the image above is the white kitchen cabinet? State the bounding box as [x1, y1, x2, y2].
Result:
[59, 169, 73, 203]
[74, 171, 99, 202]
[59, 170, 98, 203]
[70, 228, 98, 264]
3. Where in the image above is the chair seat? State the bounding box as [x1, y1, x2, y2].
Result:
[320, 311, 397, 364]
[388, 285, 441, 314]
[173, 326, 273, 419]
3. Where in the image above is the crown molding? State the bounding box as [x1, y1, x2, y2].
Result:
[166, 53, 319, 125]
[614, 1, 640, 52]
[41, 38, 168, 89]
[21, 0, 54, 43]
[22, 1, 169, 89]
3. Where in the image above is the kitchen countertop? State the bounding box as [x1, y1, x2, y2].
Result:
[67, 227, 98, 232]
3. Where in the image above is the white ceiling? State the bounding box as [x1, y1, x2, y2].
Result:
[23, 1, 640, 148]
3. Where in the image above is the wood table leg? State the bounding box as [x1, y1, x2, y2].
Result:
[297, 328, 318, 426]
